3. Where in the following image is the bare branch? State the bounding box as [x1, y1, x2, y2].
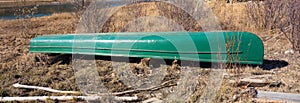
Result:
[13, 83, 81, 94]
[0, 96, 138, 102]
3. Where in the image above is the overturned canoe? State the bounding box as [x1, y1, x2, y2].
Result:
[29, 32, 264, 64]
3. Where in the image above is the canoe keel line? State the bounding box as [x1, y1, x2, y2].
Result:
[29, 32, 264, 64]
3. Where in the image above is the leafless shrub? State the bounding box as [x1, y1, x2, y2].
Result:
[72, 0, 91, 19]
[245, 0, 286, 30]
[14, 6, 38, 19]
[246, 0, 300, 51]
[280, 0, 300, 51]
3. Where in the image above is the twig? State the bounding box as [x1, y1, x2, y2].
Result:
[0, 96, 138, 102]
[264, 34, 281, 42]
[90, 79, 177, 96]
[0, 0, 53, 3]
[239, 78, 269, 87]
[13, 83, 81, 94]
[13, 79, 177, 96]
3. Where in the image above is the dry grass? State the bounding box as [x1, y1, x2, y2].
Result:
[0, 13, 77, 97]
[101, 2, 201, 32]
[0, 1, 300, 103]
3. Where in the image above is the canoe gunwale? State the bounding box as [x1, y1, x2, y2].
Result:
[30, 46, 243, 54]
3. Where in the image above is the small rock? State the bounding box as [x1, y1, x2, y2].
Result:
[284, 49, 294, 54]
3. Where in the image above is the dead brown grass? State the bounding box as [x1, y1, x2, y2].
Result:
[0, 1, 300, 103]
[101, 1, 201, 32]
[0, 12, 77, 98]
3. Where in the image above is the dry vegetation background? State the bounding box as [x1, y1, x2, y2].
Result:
[0, 0, 299, 102]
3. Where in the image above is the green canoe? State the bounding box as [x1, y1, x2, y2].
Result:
[29, 32, 264, 64]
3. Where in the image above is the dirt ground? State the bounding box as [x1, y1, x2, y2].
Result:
[0, 1, 299, 103]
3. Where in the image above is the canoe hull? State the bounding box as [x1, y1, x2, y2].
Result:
[30, 32, 264, 64]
